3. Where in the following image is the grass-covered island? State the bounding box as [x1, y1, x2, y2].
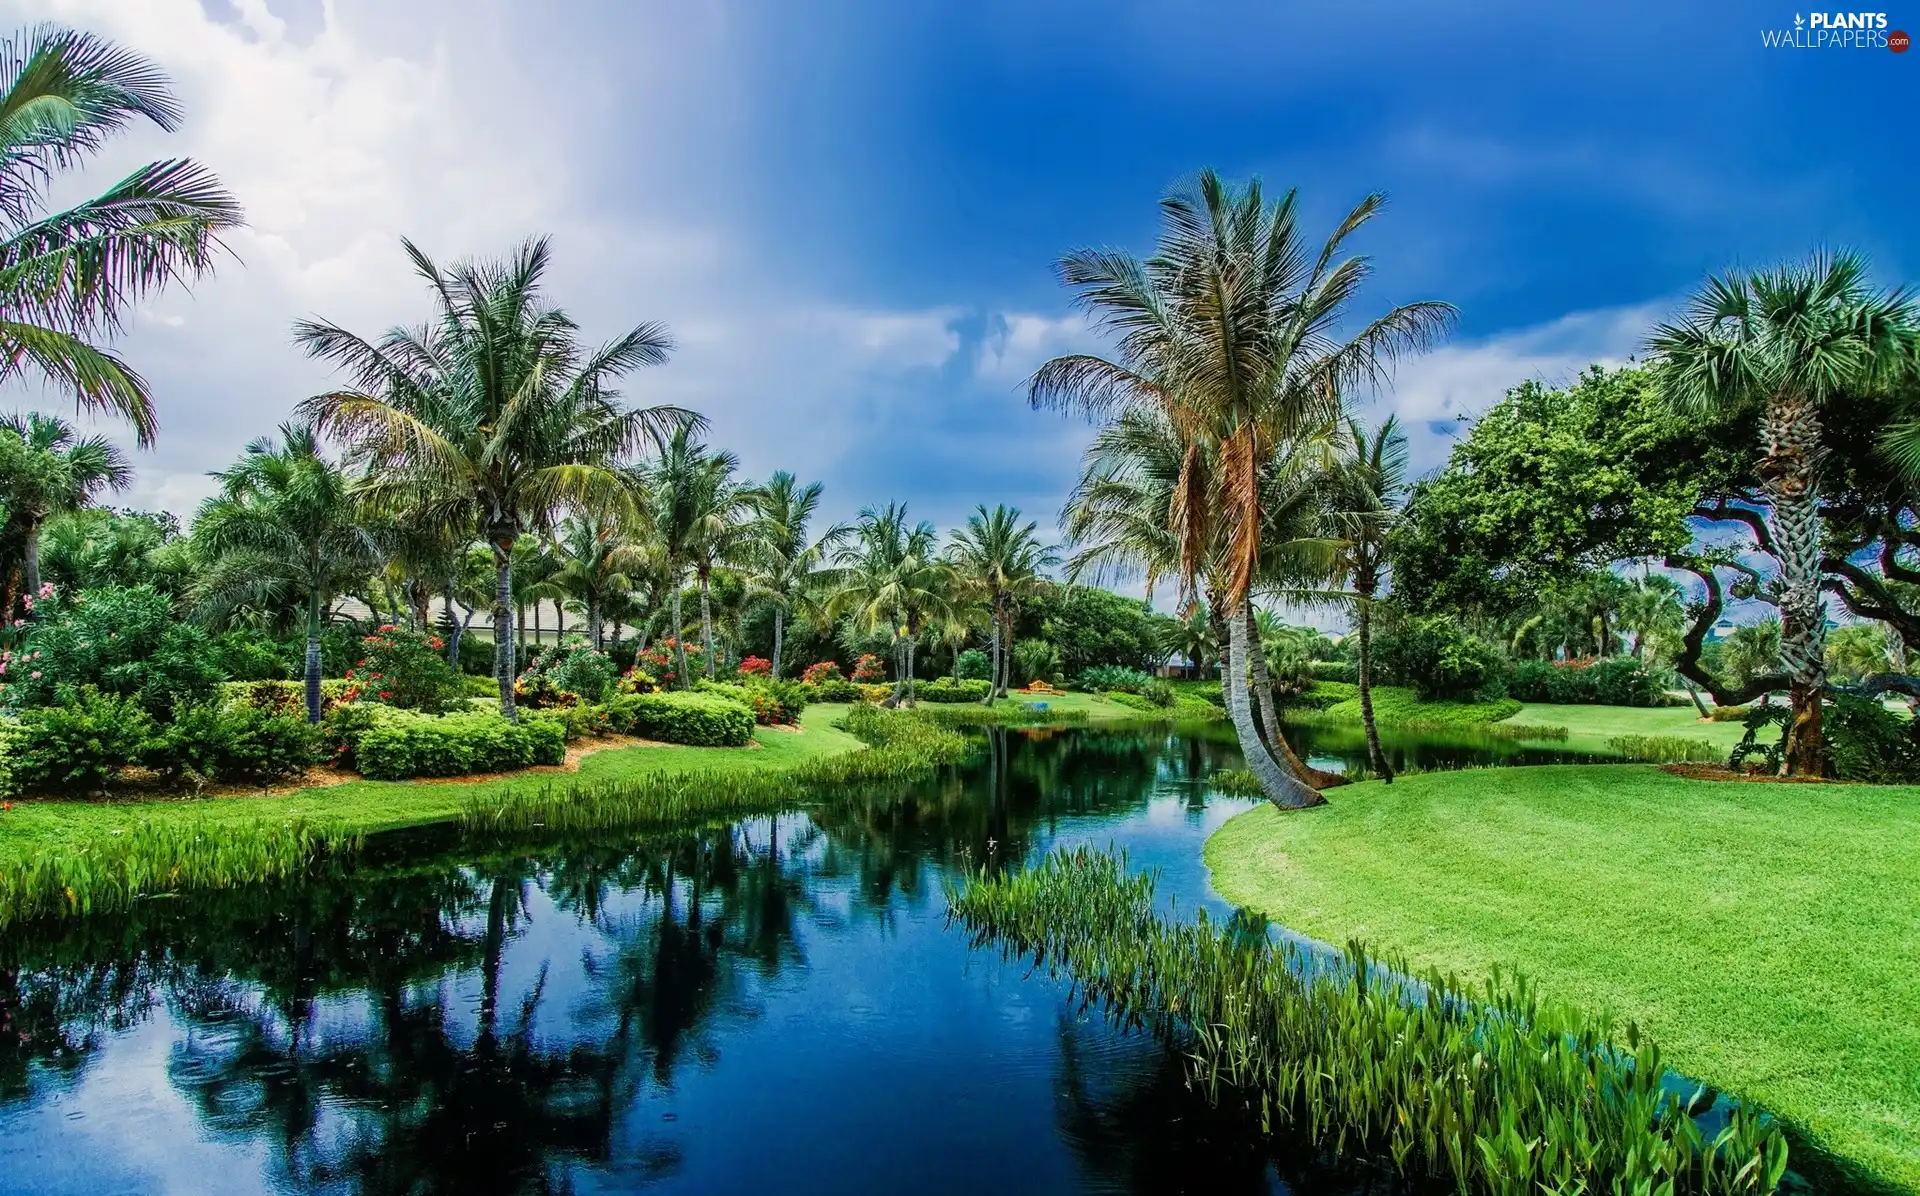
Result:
[1204, 765, 1920, 1193]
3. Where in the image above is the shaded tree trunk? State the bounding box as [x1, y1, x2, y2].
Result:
[22, 519, 41, 601]
[588, 595, 603, 651]
[303, 590, 324, 725]
[516, 601, 526, 662]
[771, 607, 786, 680]
[1762, 393, 1829, 776]
[1685, 680, 1711, 718]
[698, 570, 717, 680]
[491, 536, 518, 722]
[445, 586, 460, 668]
[672, 584, 691, 689]
[1224, 598, 1321, 810]
[1243, 605, 1284, 753]
[982, 606, 1000, 705]
[1356, 594, 1393, 783]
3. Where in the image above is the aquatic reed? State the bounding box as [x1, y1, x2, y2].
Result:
[1606, 734, 1722, 763]
[948, 848, 1790, 1196]
[0, 818, 359, 929]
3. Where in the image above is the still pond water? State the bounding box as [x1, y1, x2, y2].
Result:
[0, 724, 1621, 1195]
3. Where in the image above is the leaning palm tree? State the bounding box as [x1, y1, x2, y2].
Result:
[829, 502, 954, 706]
[638, 427, 741, 688]
[1328, 414, 1409, 782]
[0, 25, 242, 444]
[1648, 251, 1920, 774]
[1031, 171, 1452, 809]
[190, 423, 380, 722]
[947, 505, 1058, 701]
[294, 236, 698, 719]
[0, 410, 129, 612]
[740, 471, 848, 679]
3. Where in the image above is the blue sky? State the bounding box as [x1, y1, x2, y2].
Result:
[6, 0, 1914, 582]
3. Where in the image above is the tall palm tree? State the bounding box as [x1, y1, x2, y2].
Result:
[294, 237, 697, 719]
[0, 25, 242, 444]
[0, 410, 128, 612]
[947, 504, 1058, 701]
[544, 509, 643, 650]
[1031, 172, 1450, 808]
[740, 471, 847, 679]
[190, 423, 380, 722]
[638, 427, 742, 687]
[1328, 415, 1409, 782]
[830, 502, 954, 706]
[1649, 251, 1920, 774]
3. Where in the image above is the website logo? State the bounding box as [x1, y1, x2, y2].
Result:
[1761, 10, 1904, 47]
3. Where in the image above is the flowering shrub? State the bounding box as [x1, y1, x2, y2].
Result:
[340, 627, 465, 713]
[637, 637, 709, 687]
[0, 584, 223, 719]
[617, 666, 659, 695]
[801, 661, 844, 685]
[513, 672, 577, 709]
[850, 653, 886, 682]
[521, 638, 617, 703]
[737, 655, 772, 677]
[700, 676, 809, 725]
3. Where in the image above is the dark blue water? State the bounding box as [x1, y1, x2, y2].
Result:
[0, 727, 1435, 1196]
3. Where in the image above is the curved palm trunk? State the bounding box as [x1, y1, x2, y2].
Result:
[1244, 605, 1345, 790]
[1684, 680, 1711, 718]
[1762, 393, 1829, 776]
[492, 538, 518, 722]
[771, 607, 786, 680]
[1224, 599, 1321, 810]
[1356, 596, 1393, 783]
[981, 609, 999, 705]
[698, 571, 717, 680]
[303, 590, 324, 725]
[671, 585, 691, 690]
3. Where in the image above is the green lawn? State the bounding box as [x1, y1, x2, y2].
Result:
[0, 702, 867, 860]
[1204, 765, 1920, 1193]
[1507, 702, 1750, 751]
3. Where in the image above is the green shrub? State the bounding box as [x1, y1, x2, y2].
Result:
[463, 674, 499, 698]
[1371, 616, 1506, 702]
[142, 702, 323, 783]
[1139, 677, 1174, 707]
[1708, 704, 1749, 722]
[1509, 657, 1661, 706]
[522, 638, 618, 703]
[528, 702, 614, 742]
[1308, 660, 1356, 684]
[1077, 664, 1153, 693]
[955, 649, 992, 681]
[209, 630, 292, 681]
[2, 585, 224, 719]
[320, 702, 382, 769]
[219, 678, 352, 716]
[0, 718, 21, 796]
[616, 666, 658, 695]
[1279, 680, 1358, 710]
[1825, 693, 1920, 783]
[699, 677, 808, 724]
[454, 631, 496, 676]
[1603, 734, 1720, 764]
[1104, 690, 1158, 711]
[341, 627, 465, 713]
[1012, 639, 1060, 686]
[353, 708, 567, 780]
[609, 691, 755, 746]
[12, 688, 154, 792]
[803, 677, 862, 702]
[916, 677, 992, 703]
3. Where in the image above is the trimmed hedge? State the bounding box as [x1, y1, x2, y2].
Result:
[353, 707, 567, 780]
[609, 691, 755, 747]
[699, 677, 809, 724]
[802, 677, 863, 703]
[142, 702, 323, 783]
[916, 677, 992, 703]
[1508, 657, 1663, 707]
[1309, 660, 1356, 684]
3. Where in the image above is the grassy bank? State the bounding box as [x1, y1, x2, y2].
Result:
[1204, 765, 1920, 1193]
[1507, 702, 1749, 752]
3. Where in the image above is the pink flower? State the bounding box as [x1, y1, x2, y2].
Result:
[30, 670, 41, 679]
[37, 582, 53, 599]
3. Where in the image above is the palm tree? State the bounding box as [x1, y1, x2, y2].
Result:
[740, 471, 847, 679]
[1649, 252, 1920, 774]
[545, 509, 644, 650]
[190, 423, 380, 722]
[830, 502, 955, 706]
[1619, 572, 1685, 664]
[0, 411, 129, 613]
[294, 237, 697, 719]
[1031, 172, 1450, 809]
[1328, 415, 1408, 782]
[0, 25, 242, 444]
[947, 505, 1058, 701]
[638, 427, 742, 688]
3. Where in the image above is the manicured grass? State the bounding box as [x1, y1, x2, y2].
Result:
[0, 702, 867, 862]
[1508, 702, 1749, 752]
[1316, 684, 1522, 729]
[1204, 765, 1920, 1193]
[975, 690, 1164, 721]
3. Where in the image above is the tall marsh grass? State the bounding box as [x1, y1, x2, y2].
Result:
[948, 848, 1790, 1196]
[0, 818, 359, 929]
[1606, 734, 1722, 763]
